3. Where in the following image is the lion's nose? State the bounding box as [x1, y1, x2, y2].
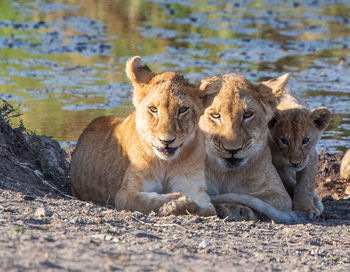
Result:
[291, 162, 301, 168]
[158, 137, 176, 146]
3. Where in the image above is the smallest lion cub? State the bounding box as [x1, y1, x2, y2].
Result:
[269, 90, 332, 218]
[70, 56, 216, 217]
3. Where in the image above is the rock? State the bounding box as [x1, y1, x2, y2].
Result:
[198, 240, 211, 249]
[34, 207, 53, 218]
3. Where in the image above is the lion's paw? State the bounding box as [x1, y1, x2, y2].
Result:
[293, 202, 321, 219]
[159, 196, 200, 216]
[216, 203, 259, 221]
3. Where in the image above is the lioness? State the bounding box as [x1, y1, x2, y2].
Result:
[199, 73, 304, 223]
[70, 56, 216, 216]
[268, 91, 332, 218]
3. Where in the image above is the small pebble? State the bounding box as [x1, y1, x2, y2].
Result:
[35, 207, 53, 218]
[198, 240, 211, 249]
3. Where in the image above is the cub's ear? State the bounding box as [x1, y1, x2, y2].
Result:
[199, 74, 222, 107]
[268, 110, 281, 130]
[258, 73, 289, 101]
[310, 107, 332, 130]
[126, 56, 155, 85]
[126, 56, 155, 106]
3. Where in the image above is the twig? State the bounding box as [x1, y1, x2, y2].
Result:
[33, 170, 73, 199]
[16, 161, 73, 199]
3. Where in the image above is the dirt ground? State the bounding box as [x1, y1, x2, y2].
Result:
[1, 110, 350, 271]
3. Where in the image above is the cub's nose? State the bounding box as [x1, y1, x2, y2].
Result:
[291, 161, 301, 168]
[158, 137, 176, 146]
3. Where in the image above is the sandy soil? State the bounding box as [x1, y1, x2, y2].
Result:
[1, 112, 350, 271]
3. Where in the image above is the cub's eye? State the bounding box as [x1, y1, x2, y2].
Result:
[178, 106, 189, 115]
[280, 137, 289, 146]
[243, 111, 254, 120]
[302, 137, 310, 146]
[210, 112, 221, 120]
[149, 106, 158, 114]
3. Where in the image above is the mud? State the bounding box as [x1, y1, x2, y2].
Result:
[1, 105, 350, 271]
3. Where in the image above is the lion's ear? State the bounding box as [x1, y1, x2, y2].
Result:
[310, 107, 332, 130]
[126, 56, 155, 84]
[258, 73, 289, 101]
[126, 56, 155, 106]
[199, 74, 222, 107]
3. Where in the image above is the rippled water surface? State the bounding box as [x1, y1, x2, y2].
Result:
[0, 0, 349, 151]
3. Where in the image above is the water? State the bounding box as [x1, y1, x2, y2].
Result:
[0, 0, 349, 152]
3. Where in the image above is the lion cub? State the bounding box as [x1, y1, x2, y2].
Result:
[199, 73, 305, 223]
[70, 56, 216, 216]
[268, 91, 332, 218]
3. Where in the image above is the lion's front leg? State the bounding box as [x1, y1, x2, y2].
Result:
[114, 168, 184, 214]
[294, 160, 320, 218]
[159, 174, 216, 216]
[276, 166, 296, 198]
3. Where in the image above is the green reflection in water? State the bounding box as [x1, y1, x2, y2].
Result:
[0, 0, 349, 152]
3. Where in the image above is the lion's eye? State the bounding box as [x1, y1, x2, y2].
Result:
[243, 111, 254, 120]
[280, 137, 289, 146]
[149, 106, 158, 114]
[302, 137, 310, 146]
[178, 106, 189, 115]
[210, 112, 221, 119]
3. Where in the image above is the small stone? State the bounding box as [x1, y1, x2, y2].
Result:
[22, 194, 36, 201]
[35, 207, 53, 218]
[198, 240, 211, 249]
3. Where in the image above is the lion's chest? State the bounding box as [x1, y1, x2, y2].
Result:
[143, 179, 164, 193]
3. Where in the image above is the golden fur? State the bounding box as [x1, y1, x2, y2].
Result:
[268, 91, 332, 218]
[341, 149, 350, 180]
[199, 73, 299, 222]
[70, 56, 216, 216]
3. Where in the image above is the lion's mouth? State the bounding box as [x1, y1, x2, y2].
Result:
[156, 146, 178, 155]
[223, 157, 245, 168]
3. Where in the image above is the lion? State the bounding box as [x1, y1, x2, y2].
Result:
[198, 73, 307, 223]
[268, 90, 332, 218]
[341, 149, 350, 180]
[70, 56, 216, 216]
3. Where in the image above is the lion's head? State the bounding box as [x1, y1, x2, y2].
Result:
[126, 56, 215, 160]
[268, 106, 331, 170]
[199, 73, 290, 170]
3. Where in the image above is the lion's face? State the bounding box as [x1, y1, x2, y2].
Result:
[199, 73, 289, 170]
[135, 73, 201, 160]
[127, 57, 205, 160]
[269, 107, 331, 170]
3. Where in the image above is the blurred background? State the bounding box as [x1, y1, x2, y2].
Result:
[0, 0, 349, 152]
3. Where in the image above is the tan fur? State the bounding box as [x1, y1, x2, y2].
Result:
[268, 91, 332, 218]
[199, 73, 293, 221]
[70, 56, 215, 216]
[341, 149, 350, 180]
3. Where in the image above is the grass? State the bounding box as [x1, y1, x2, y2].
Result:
[0, 98, 24, 129]
[13, 226, 25, 234]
